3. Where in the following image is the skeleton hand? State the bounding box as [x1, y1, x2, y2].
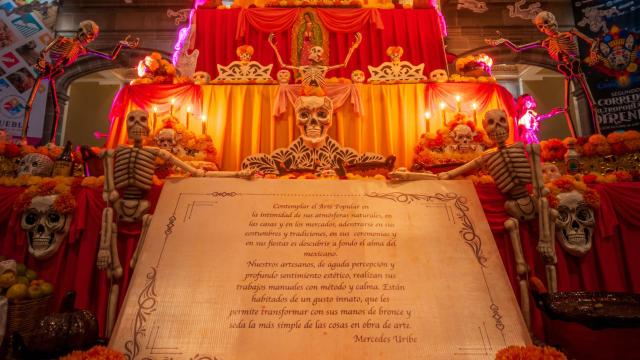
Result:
[438, 172, 451, 180]
[237, 168, 255, 179]
[268, 33, 277, 47]
[537, 241, 556, 264]
[97, 248, 112, 270]
[485, 37, 506, 47]
[193, 169, 206, 177]
[119, 35, 140, 48]
[34, 56, 47, 73]
[352, 32, 362, 48]
[103, 190, 119, 203]
[389, 167, 411, 181]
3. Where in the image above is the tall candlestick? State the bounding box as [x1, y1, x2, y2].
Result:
[455, 95, 461, 113]
[472, 102, 478, 125]
[152, 106, 158, 130]
[424, 111, 431, 133]
[439, 101, 447, 127]
[186, 105, 191, 130]
[201, 114, 207, 135]
[170, 98, 175, 117]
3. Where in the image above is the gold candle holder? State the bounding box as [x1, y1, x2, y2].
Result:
[424, 111, 431, 133]
[455, 95, 461, 113]
[170, 98, 175, 117]
[440, 101, 447, 127]
[472, 102, 478, 126]
[186, 105, 191, 130]
[201, 114, 207, 135]
[152, 106, 158, 131]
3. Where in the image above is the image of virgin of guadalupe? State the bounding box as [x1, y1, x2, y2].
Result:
[296, 12, 325, 67]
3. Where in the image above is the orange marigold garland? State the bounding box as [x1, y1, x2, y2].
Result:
[546, 175, 600, 209]
[59, 346, 125, 360]
[495, 345, 567, 360]
[14, 180, 77, 214]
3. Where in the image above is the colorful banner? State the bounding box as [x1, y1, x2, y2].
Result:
[572, 0, 640, 134]
[0, 0, 59, 142]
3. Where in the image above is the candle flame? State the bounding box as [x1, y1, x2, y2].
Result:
[187, 105, 192, 113]
[200, 114, 207, 122]
[170, 98, 176, 105]
[152, 106, 157, 113]
[455, 95, 461, 102]
[424, 111, 431, 119]
[472, 102, 477, 110]
[439, 102, 446, 110]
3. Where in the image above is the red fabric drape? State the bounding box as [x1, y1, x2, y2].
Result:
[314, 8, 384, 32]
[107, 84, 203, 148]
[2, 182, 639, 356]
[196, 8, 447, 80]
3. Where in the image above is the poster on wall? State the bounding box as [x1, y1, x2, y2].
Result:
[0, 0, 59, 143]
[572, 1, 640, 134]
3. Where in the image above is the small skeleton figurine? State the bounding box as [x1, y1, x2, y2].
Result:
[391, 109, 557, 328]
[515, 94, 564, 144]
[268, 32, 362, 96]
[98, 109, 251, 335]
[22, 20, 139, 142]
[486, 11, 599, 135]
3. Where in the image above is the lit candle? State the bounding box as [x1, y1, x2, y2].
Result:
[186, 105, 191, 130]
[424, 111, 431, 133]
[170, 98, 175, 117]
[455, 95, 461, 113]
[472, 102, 478, 125]
[201, 114, 207, 134]
[152, 106, 158, 131]
[440, 101, 447, 127]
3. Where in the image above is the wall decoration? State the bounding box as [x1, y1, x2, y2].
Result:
[456, 0, 488, 13]
[1, 51, 20, 69]
[11, 13, 43, 37]
[0, 19, 17, 48]
[15, 40, 40, 65]
[506, 0, 542, 20]
[7, 67, 35, 93]
[166, 8, 191, 26]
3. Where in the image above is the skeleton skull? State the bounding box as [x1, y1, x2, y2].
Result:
[449, 124, 477, 152]
[21, 195, 72, 259]
[192, 71, 211, 85]
[295, 96, 333, 148]
[126, 110, 150, 142]
[155, 128, 178, 152]
[534, 11, 558, 36]
[277, 69, 291, 84]
[429, 69, 448, 83]
[236, 45, 254, 62]
[78, 20, 99, 44]
[309, 46, 324, 63]
[351, 70, 365, 84]
[17, 153, 54, 177]
[554, 190, 595, 256]
[483, 109, 509, 144]
[386, 46, 404, 62]
[542, 162, 561, 182]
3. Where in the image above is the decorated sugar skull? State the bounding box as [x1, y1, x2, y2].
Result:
[277, 69, 291, 84]
[429, 69, 448, 83]
[236, 45, 254, 63]
[483, 109, 509, 144]
[126, 110, 150, 142]
[449, 124, 477, 152]
[17, 153, 54, 177]
[192, 71, 211, 85]
[542, 162, 561, 182]
[77, 20, 99, 45]
[534, 11, 558, 36]
[309, 46, 324, 63]
[295, 96, 333, 148]
[21, 195, 72, 259]
[386, 46, 404, 62]
[155, 128, 178, 152]
[351, 70, 365, 84]
[554, 190, 595, 256]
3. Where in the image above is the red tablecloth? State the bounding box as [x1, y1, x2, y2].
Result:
[1, 182, 639, 358]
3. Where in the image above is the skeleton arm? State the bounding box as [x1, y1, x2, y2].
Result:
[389, 168, 438, 181]
[155, 149, 205, 177]
[537, 107, 565, 121]
[485, 32, 541, 52]
[438, 156, 485, 179]
[97, 149, 117, 271]
[268, 33, 299, 71]
[328, 32, 362, 71]
[86, 35, 139, 60]
[570, 28, 593, 46]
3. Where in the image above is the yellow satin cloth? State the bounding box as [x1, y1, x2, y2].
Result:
[116, 83, 514, 170]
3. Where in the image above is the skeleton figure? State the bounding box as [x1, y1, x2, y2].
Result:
[98, 109, 251, 336]
[268, 32, 362, 96]
[351, 70, 365, 84]
[277, 69, 291, 84]
[21, 195, 72, 260]
[17, 153, 54, 177]
[192, 71, 211, 85]
[155, 128, 181, 154]
[446, 124, 480, 153]
[22, 21, 139, 142]
[486, 11, 599, 135]
[296, 96, 333, 148]
[555, 190, 594, 257]
[541, 162, 561, 182]
[516, 94, 564, 144]
[429, 69, 448, 83]
[391, 109, 557, 328]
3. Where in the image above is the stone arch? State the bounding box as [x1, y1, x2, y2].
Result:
[41, 48, 171, 143]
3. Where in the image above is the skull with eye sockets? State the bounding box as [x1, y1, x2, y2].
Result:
[295, 96, 333, 148]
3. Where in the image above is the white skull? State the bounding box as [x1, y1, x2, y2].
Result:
[534, 11, 558, 36]
[78, 20, 99, 44]
[309, 46, 324, 63]
[17, 153, 53, 177]
[483, 109, 509, 144]
[450, 124, 476, 152]
[192, 71, 211, 85]
[554, 190, 595, 257]
[351, 70, 365, 84]
[126, 110, 150, 143]
[20, 195, 72, 259]
[295, 96, 333, 148]
[155, 128, 178, 152]
[429, 69, 448, 83]
[542, 162, 561, 182]
[277, 69, 291, 84]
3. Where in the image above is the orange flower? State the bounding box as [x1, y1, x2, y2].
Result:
[60, 345, 125, 360]
[583, 188, 600, 208]
[495, 345, 566, 360]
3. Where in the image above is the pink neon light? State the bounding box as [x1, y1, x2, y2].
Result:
[172, 0, 207, 65]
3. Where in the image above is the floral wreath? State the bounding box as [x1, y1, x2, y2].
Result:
[545, 175, 600, 210]
[13, 179, 79, 214]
